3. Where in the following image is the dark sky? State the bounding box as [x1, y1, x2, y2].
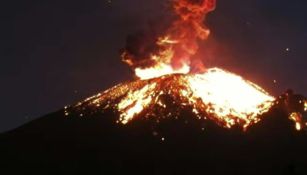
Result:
[1, 0, 306, 132]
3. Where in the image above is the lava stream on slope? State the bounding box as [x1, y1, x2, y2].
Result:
[66, 68, 290, 131]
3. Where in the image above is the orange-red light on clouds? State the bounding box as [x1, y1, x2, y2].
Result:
[122, 0, 216, 79]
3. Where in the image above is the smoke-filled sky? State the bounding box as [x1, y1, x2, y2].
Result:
[1, 0, 306, 132]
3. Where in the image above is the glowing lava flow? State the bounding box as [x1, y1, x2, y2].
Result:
[118, 83, 157, 124]
[186, 68, 275, 129]
[69, 68, 307, 131]
[288, 100, 307, 131]
[114, 68, 275, 129]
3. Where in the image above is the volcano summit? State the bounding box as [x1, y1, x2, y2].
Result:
[69, 68, 276, 129]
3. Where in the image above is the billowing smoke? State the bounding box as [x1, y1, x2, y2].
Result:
[121, 0, 216, 73]
[121, 24, 168, 69]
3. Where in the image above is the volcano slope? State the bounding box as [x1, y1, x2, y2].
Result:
[1, 100, 307, 175]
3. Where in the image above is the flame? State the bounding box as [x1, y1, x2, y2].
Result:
[116, 68, 275, 129]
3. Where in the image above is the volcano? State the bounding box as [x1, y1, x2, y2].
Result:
[1, 87, 307, 175]
[1, 67, 307, 175]
[67, 67, 306, 131]
[2, 0, 307, 174]
[1, 60, 307, 175]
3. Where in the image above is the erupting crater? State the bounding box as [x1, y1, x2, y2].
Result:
[66, 0, 306, 132]
[71, 68, 277, 130]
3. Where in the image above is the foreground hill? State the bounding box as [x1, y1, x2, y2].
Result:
[1, 105, 307, 175]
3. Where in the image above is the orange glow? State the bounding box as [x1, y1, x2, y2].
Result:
[118, 1, 275, 129]
[69, 0, 304, 132]
[123, 0, 216, 79]
[135, 62, 190, 80]
[118, 83, 157, 124]
[134, 49, 190, 79]
[114, 68, 275, 129]
[186, 68, 275, 129]
[289, 112, 303, 131]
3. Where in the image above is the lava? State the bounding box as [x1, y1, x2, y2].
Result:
[186, 68, 275, 129]
[118, 68, 275, 129]
[289, 112, 303, 131]
[118, 82, 158, 124]
[287, 98, 307, 131]
[70, 68, 278, 130]
[116, 0, 275, 129]
[67, 0, 306, 131]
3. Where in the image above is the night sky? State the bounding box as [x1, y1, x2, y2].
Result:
[1, 0, 306, 132]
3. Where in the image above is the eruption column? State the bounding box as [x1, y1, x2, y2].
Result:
[122, 0, 216, 79]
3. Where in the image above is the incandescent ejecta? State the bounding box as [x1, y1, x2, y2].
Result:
[66, 0, 306, 131]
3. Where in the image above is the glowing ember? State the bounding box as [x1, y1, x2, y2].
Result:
[289, 112, 303, 131]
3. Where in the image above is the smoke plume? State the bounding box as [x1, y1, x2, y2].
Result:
[121, 0, 216, 72]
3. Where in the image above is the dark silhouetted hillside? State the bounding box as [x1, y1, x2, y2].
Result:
[1, 106, 307, 175]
